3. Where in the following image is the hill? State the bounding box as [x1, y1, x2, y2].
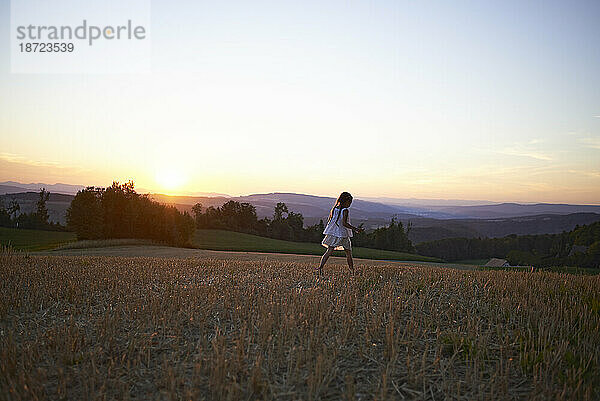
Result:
[3, 188, 600, 242]
[192, 229, 440, 262]
[416, 221, 600, 268]
[150, 192, 600, 232]
[0, 191, 74, 225]
[0, 181, 85, 195]
[0, 226, 440, 262]
[0, 184, 32, 195]
[407, 213, 600, 243]
[150, 192, 420, 227]
[433, 202, 600, 218]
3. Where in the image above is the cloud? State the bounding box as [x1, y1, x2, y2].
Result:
[492, 139, 554, 161]
[498, 147, 553, 161]
[0, 152, 92, 175]
[567, 169, 600, 178]
[578, 137, 600, 150]
[0, 152, 63, 168]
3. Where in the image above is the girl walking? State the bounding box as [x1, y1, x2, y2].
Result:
[317, 192, 363, 276]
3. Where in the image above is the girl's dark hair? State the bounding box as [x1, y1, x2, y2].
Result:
[328, 192, 353, 226]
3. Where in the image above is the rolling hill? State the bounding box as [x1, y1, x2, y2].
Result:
[406, 213, 600, 243]
[2, 182, 600, 244]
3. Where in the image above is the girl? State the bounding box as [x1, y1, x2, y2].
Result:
[317, 192, 363, 275]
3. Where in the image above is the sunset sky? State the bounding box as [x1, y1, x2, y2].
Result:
[1, 0, 599, 203]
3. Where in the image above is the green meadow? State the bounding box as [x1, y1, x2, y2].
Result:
[0, 227, 441, 262]
[193, 229, 441, 262]
[0, 227, 76, 251]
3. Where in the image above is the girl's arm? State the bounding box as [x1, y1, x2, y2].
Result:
[342, 209, 363, 232]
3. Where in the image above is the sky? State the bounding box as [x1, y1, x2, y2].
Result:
[1, 0, 599, 204]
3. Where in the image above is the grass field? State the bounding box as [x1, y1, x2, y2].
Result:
[1, 250, 598, 400]
[194, 229, 441, 262]
[480, 265, 600, 276]
[0, 227, 76, 251]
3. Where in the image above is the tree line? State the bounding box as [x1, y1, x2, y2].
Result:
[192, 200, 324, 243]
[0, 189, 65, 231]
[415, 222, 600, 268]
[2, 183, 415, 253]
[192, 201, 414, 253]
[66, 182, 195, 246]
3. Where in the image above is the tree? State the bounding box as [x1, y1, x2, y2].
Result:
[360, 218, 413, 253]
[286, 211, 305, 240]
[192, 203, 203, 226]
[220, 201, 243, 229]
[507, 250, 540, 266]
[305, 219, 325, 242]
[66, 181, 195, 246]
[7, 199, 20, 220]
[414, 221, 600, 268]
[273, 202, 288, 221]
[173, 210, 196, 247]
[0, 200, 12, 227]
[36, 188, 50, 225]
[66, 187, 104, 239]
[585, 241, 600, 268]
[202, 206, 223, 229]
[8, 189, 54, 230]
[36, 188, 50, 224]
[232, 202, 258, 232]
[269, 202, 291, 240]
[102, 181, 136, 238]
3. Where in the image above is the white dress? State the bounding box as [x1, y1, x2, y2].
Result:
[321, 207, 352, 250]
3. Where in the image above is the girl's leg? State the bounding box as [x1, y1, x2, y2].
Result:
[318, 246, 334, 274]
[344, 249, 354, 274]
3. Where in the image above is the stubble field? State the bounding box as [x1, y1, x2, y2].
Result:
[1, 250, 599, 400]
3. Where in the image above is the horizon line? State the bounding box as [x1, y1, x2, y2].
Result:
[2, 180, 600, 207]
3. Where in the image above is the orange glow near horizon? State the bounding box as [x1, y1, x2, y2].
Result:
[154, 167, 187, 194]
[1, 153, 600, 204]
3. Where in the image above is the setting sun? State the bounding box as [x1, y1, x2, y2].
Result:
[155, 167, 186, 192]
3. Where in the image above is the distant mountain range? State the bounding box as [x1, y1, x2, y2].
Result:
[150, 192, 420, 225]
[0, 181, 86, 195]
[425, 202, 600, 219]
[149, 191, 600, 221]
[2, 182, 600, 243]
